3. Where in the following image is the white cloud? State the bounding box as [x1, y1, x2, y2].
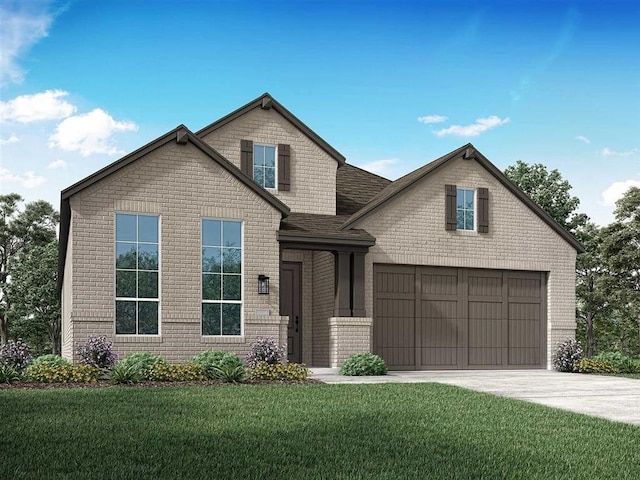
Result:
[47, 159, 68, 169]
[0, 134, 19, 145]
[356, 158, 399, 178]
[0, 90, 76, 123]
[418, 115, 447, 124]
[576, 135, 591, 144]
[0, 1, 54, 85]
[601, 147, 639, 157]
[48, 108, 138, 156]
[0, 168, 46, 189]
[434, 116, 510, 137]
[601, 180, 640, 207]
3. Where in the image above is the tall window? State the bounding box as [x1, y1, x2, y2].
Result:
[115, 214, 159, 334]
[456, 188, 475, 231]
[202, 219, 242, 336]
[253, 144, 276, 189]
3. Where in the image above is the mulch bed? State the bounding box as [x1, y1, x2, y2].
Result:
[0, 378, 322, 390]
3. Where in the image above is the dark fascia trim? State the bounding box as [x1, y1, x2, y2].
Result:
[342, 143, 584, 254]
[57, 125, 291, 295]
[277, 232, 375, 249]
[195, 92, 346, 165]
[279, 240, 371, 253]
[341, 144, 469, 230]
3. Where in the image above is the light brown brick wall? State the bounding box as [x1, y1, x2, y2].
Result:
[65, 139, 286, 363]
[200, 108, 337, 215]
[329, 317, 373, 367]
[312, 251, 334, 366]
[355, 156, 577, 368]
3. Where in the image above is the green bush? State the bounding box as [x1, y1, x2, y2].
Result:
[192, 350, 243, 379]
[31, 354, 72, 367]
[110, 363, 143, 384]
[340, 353, 387, 376]
[576, 358, 618, 374]
[0, 364, 22, 384]
[146, 363, 207, 382]
[26, 364, 101, 383]
[117, 353, 167, 380]
[210, 364, 247, 383]
[249, 361, 309, 381]
[591, 352, 640, 374]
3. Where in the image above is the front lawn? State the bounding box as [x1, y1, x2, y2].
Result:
[2, 383, 639, 479]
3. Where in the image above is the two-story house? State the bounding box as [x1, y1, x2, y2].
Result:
[58, 93, 583, 369]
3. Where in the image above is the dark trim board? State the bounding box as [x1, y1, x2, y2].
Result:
[373, 264, 547, 370]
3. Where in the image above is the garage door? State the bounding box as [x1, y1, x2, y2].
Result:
[373, 265, 546, 370]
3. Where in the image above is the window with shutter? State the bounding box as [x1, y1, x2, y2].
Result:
[478, 187, 489, 233]
[278, 144, 291, 191]
[240, 140, 253, 178]
[445, 184, 457, 230]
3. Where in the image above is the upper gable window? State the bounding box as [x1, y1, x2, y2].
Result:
[253, 144, 276, 189]
[456, 188, 475, 231]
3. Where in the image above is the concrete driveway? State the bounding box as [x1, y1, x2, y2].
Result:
[310, 368, 640, 426]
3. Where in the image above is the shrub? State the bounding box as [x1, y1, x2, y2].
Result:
[117, 352, 167, 380]
[0, 364, 22, 384]
[591, 352, 640, 374]
[0, 339, 32, 373]
[192, 350, 244, 379]
[249, 361, 309, 381]
[552, 339, 583, 372]
[146, 363, 207, 382]
[245, 337, 286, 368]
[210, 364, 247, 383]
[576, 358, 619, 374]
[76, 335, 117, 369]
[340, 352, 387, 376]
[31, 354, 71, 368]
[26, 364, 101, 383]
[110, 363, 143, 384]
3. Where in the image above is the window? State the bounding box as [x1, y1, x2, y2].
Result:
[202, 219, 242, 336]
[115, 214, 159, 335]
[253, 144, 276, 189]
[456, 188, 475, 231]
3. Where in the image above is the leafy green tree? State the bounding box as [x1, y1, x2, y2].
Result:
[504, 160, 587, 232]
[0, 194, 59, 345]
[9, 241, 61, 355]
[600, 187, 640, 355]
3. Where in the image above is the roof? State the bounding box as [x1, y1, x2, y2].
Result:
[196, 92, 346, 165]
[341, 143, 585, 254]
[57, 126, 290, 293]
[278, 213, 375, 248]
[336, 163, 391, 215]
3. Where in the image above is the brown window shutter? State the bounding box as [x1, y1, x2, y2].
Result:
[445, 184, 457, 231]
[240, 140, 253, 178]
[278, 144, 291, 191]
[478, 187, 489, 233]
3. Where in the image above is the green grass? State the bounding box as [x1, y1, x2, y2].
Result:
[2, 383, 639, 479]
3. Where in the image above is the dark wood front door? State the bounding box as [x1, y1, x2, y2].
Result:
[281, 262, 302, 363]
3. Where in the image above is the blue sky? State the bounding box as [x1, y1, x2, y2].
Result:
[1, 0, 638, 226]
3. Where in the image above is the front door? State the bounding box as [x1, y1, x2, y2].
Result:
[280, 262, 302, 363]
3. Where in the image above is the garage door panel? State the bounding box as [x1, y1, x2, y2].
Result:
[373, 265, 545, 370]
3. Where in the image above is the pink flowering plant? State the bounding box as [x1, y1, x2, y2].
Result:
[0, 339, 32, 373]
[245, 337, 286, 368]
[76, 335, 117, 369]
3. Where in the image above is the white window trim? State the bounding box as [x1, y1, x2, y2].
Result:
[253, 143, 278, 191]
[456, 187, 477, 232]
[201, 218, 244, 337]
[114, 212, 162, 337]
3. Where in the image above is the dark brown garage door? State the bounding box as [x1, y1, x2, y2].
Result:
[373, 265, 546, 370]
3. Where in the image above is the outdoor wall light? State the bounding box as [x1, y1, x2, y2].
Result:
[258, 275, 270, 294]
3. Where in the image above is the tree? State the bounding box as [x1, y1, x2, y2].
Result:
[9, 241, 61, 355]
[600, 187, 640, 355]
[0, 194, 59, 345]
[504, 160, 587, 232]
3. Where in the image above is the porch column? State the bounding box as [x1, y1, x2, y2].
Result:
[352, 252, 366, 316]
[334, 251, 351, 316]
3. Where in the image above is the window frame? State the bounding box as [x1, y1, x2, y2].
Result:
[114, 212, 161, 336]
[252, 143, 278, 190]
[201, 218, 244, 337]
[456, 187, 477, 232]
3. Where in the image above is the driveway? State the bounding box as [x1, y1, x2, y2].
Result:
[310, 368, 640, 426]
